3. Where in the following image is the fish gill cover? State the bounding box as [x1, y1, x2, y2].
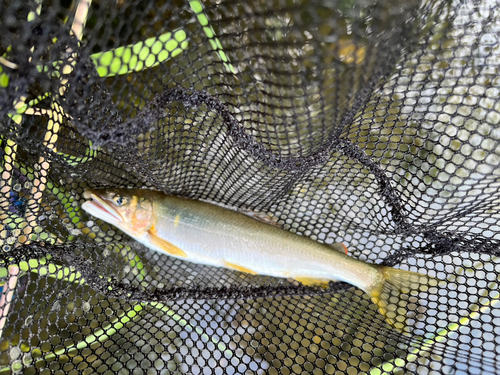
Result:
[0, 0, 499, 374]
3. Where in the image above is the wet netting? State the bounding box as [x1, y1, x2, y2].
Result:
[0, 0, 499, 373]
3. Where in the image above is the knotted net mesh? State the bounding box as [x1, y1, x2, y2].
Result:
[1, 0, 500, 373]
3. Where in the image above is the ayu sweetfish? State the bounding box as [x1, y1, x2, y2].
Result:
[82, 188, 432, 331]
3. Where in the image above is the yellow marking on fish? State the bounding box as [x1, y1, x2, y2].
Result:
[174, 215, 180, 227]
[148, 225, 187, 258]
[223, 261, 257, 275]
[294, 276, 330, 288]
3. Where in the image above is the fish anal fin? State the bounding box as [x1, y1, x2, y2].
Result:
[223, 261, 257, 275]
[295, 276, 330, 288]
[147, 227, 187, 258]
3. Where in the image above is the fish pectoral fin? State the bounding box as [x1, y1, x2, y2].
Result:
[223, 261, 257, 275]
[294, 276, 330, 288]
[147, 230, 187, 258]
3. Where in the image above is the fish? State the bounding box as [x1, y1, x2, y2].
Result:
[82, 188, 434, 331]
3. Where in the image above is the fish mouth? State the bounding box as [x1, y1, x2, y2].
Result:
[81, 190, 123, 225]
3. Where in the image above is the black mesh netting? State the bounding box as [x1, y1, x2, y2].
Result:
[1, 0, 500, 373]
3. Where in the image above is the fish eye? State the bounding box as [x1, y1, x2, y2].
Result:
[113, 195, 128, 207]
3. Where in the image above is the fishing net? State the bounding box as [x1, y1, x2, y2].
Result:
[1, 0, 499, 373]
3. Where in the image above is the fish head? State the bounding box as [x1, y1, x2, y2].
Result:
[82, 189, 154, 235]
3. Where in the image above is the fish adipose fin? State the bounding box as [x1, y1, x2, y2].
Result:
[327, 243, 348, 255]
[147, 227, 188, 258]
[368, 266, 439, 333]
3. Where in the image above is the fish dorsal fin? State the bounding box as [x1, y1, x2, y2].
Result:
[240, 210, 280, 227]
[327, 243, 348, 254]
[147, 226, 187, 258]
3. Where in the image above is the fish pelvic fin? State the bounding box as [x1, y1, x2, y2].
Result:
[223, 261, 258, 275]
[368, 266, 439, 333]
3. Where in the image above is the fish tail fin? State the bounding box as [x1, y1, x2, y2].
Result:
[367, 266, 437, 333]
